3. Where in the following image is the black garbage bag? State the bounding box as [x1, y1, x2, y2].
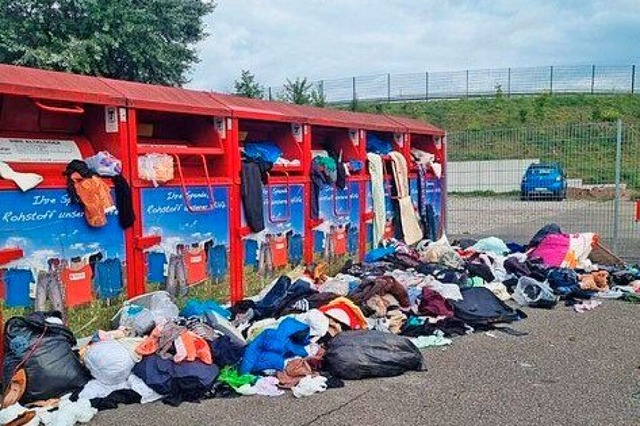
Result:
[324, 330, 425, 380]
[3, 311, 90, 403]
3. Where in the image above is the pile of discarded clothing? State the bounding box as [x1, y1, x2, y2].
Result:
[2, 223, 639, 425]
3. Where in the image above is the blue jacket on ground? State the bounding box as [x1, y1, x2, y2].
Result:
[239, 317, 310, 375]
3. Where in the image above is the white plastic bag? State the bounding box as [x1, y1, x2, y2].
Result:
[84, 340, 136, 385]
[513, 277, 557, 307]
[137, 153, 174, 187]
[149, 291, 179, 325]
[85, 151, 122, 177]
[119, 305, 155, 336]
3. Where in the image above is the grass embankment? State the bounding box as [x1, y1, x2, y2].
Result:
[355, 94, 640, 191]
[356, 93, 640, 131]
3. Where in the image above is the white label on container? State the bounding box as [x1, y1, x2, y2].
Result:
[105, 106, 118, 133]
[349, 129, 359, 146]
[214, 116, 226, 139]
[291, 123, 302, 142]
[0, 138, 82, 163]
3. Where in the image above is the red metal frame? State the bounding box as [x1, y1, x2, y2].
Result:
[173, 153, 216, 213]
[0, 248, 22, 378]
[401, 128, 448, 238]
[0, 247, 24, 265]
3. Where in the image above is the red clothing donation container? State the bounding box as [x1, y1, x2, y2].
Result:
[0, 65, 133, 331]
[286, 105, 370, 263]
[387, 115, 447, 240]
[359, 119, 408, 250]
[106, 79, 235, 302]
[210, 94, 311, 300]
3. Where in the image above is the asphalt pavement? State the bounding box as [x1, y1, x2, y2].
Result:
[91, 300, 640, 426]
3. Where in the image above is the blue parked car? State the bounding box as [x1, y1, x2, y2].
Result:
[521, 162, 567, 201]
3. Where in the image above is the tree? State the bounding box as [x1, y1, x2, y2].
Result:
[0, 0, 215, 86]
[310, 85, 326, 107]
[234, 70, 265, 99]
[281, 77, 313, 105]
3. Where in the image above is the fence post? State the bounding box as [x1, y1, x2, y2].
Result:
[425, 71, 429, 101]
[387, 73, 391, 103]
[466, 70, 469, 98]
[268, 86, 273, 101]
[632, 65, 636, 94]
[507, 67, 511, 97]
[352, 77, 357, 105]
[613, 119, 622, 253]
[550, 66, 554, 94]
[591, 65, 595, 94]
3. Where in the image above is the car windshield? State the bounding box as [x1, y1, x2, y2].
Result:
[528, 167, 555, 175]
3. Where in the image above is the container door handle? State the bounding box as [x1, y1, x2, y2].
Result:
[173, 154, 216, 213]
[33, 99, 85, 115]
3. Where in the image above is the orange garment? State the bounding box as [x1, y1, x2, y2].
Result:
[270, 235, 288, 268]
[71, 172, 114, 227]
[176, 331, 212, 364]
[136, 327, 212, 365]
[580, 270, 609, 292]
[185, 248, 208, 285]
[383, 221, 395, 240]
[61, 264, 93, 307]
[332, 227, 347, 255]
[136, 327, 163, 356]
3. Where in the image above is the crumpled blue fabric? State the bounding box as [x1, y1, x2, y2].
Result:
[547, 268, 580, 295]
[181, 299, 231, 320]
[253, 276, 312, 320]
[239, 318, 310, 375]
[244, 141, 282, 164]
[364, 246, 396, 263]
[366, 135, 393, 155]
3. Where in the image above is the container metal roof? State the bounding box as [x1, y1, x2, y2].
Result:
[0, 64, 125, 105]
[102, 79, 229, 116]
[384, 114, 445, 136]
[0, 65, 444, 133]
[283, 103, 404, 133]
[210, 93, 307, 122]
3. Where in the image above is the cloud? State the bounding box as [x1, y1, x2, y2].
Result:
[11, 248, 59, 270]
[191, 232, 213, 241]
[159, 236, 184, 256]
[187, 0, 640, 92]
[2, 237, 29, 249]
[69, 243, 86, 251]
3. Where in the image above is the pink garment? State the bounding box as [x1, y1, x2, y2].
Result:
[528, 233, 570, 267]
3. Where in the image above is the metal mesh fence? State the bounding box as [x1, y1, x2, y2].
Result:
[445, 122, 639, 262]
[268, 65, 638, 104]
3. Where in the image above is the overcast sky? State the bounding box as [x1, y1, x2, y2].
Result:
[187, 0, 640, 92]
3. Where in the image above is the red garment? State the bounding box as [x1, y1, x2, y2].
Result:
[319, 297, 367, 330]
[61, 264, 93, 307]
[332, 227, 347, 255]
[418, 288, 454, 318]
[185, 249, 208, 285]
[270, 235, 288, 268]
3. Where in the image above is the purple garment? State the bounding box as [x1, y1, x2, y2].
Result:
[418, 288, 454, 318]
